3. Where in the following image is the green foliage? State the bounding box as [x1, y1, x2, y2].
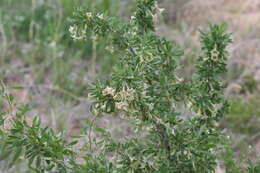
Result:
[248, 161, 260, 173]
[5, 118, 74, 172]
[1, 0, 259, 172]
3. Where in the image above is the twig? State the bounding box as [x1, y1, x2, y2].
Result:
[41, 84, 87, 102]
[88, 115, 98, 152]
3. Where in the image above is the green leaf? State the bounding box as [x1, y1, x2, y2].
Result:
[0, 115, 4, 126]
[9, 85, 24, 90]
[67, 140, 78, 146]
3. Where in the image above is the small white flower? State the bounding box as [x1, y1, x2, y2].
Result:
[69, 25, 76, 34]
[115, 102, 129, 111]
[210, 44, 219, 62]
[125, 87, 135, 101]
[97, 13, 104, 19]
[171, 128, 175, 135]
[177, 77, 184, 82]
[102, 86, 116, 96]
[155, 3, 165, 14]
[105, 45, 115, 53]
[158, 7, 165, 14]
[86, 12, 92, 19]
[69, 25, 86, 40]
[130, 16, 136, 20]
[113, 86, 135, 101]
[148, 103, 154, 111]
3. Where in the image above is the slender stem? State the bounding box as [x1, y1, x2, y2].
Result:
[0, 16, 7, 64]
[29, 0, 36, 41]
[88, 115, 98, 152]
[42, 84, 86, 102]
[154, 121, 171, 161]
[92, 38, 97, 77]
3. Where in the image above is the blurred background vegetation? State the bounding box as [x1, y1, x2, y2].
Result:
[0, 0, 259, 172]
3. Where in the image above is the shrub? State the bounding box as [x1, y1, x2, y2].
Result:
[2, 0, 258, 173]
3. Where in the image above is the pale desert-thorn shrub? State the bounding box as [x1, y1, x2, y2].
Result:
[71, 0, 232, 172]
[2, 0, 259, 172]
